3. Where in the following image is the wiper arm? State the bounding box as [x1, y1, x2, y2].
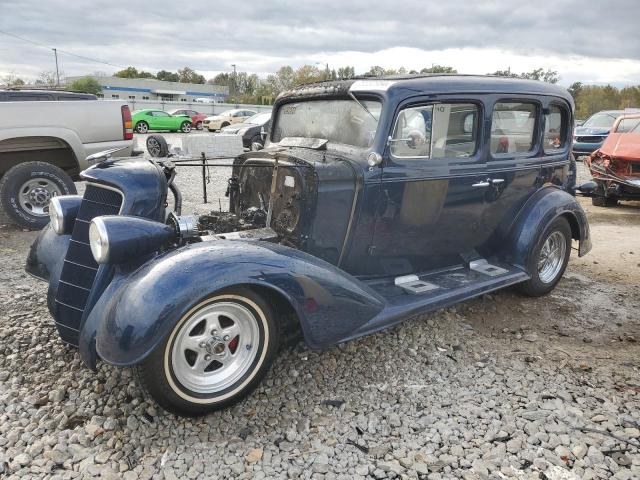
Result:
[348, 91, 378, 123]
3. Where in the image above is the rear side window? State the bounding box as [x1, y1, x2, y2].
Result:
[544, 105, 568, 153]
[491, 102, 537, 154]
[390, 103, 479, 158]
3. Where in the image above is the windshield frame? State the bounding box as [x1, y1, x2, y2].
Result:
[269, 95, 383, 149]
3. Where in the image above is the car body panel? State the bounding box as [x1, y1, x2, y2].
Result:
[169, 109, 207, 127]
[132, 109, 191, 132]
[203, 109, 257, 131]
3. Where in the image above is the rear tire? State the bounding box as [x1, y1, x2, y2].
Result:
[518, 217, 572, 297]
[137, 287, 280, 416]
[0, 161, 76, 229]
[135, 121, 149, 134]
[180, 122, 192, 133]
[195, 121, 203, 130]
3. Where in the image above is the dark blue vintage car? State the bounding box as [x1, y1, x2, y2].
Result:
[27, 75, 591, 416]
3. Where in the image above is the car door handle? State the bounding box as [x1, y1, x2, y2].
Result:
[490, 178, 505, 185]
[472, 181, 491, 188]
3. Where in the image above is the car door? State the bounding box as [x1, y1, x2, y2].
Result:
[480, 98, 546, 252]
[152, 111, 173, 130]
[369, 100, 491, 276]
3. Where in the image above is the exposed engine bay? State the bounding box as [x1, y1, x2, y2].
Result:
[161, 153, 316, 249]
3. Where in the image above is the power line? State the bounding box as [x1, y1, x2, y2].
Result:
[0, 29, 126, 69]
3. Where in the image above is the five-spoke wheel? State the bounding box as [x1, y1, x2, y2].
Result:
[137, 288, 279, 416]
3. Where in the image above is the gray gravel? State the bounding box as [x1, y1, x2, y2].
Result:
[0, 136, 638, 479]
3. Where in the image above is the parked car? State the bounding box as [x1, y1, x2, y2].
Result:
[580, 113, 640, 206]
[168, 109, 208, 130]
[572, 109, 639, 157]
[220, 112, 271, 149]
[0, 100, 133, 228]
[132, 109, 192, 134]
[0, 89, 97, 101]
[27, 76, 591, 416]
[203, 109, 257, 131]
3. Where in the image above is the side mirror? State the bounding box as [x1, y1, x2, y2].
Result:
[251, 142, 264, 151]
[576, 181, 597, 196]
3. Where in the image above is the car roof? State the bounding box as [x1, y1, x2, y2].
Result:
[278, 74, 574, 104]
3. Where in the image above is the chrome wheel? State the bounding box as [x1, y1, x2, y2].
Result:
[170, 301, 260, 394]
[181, 122, 192, 133]
[18, 178, 62, 216]
[136, 122, 148, 133]
[147, 137, 162, 156]
[538, 231, 566, 284]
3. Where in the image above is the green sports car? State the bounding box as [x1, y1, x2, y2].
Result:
[132, 109, 193, 134]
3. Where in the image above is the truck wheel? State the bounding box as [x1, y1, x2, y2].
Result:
[135, 121, 149, 134]
[518, 217, 572, 297]
[180, 122, 192, 133]
[146, 135, 169, 158]
[591, 196, 618, 207]
[0, 162, 76, 229]
[137, 287, 280, 416]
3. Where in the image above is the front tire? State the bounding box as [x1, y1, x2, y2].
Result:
[180, 122, 192, 133]
[0, 162, 76, 229]
[137, 287, 279, 416]
[220, 122, 230, 129]
[518, 217, 572, 297]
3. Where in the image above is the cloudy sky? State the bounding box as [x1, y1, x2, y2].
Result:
[1, 0, 639, 86]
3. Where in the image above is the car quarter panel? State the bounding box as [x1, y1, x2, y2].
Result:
[500, 186, 591, 268]
[88, 241, 385, 368]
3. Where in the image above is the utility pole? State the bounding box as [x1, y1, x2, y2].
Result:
[53, 48, 60, 87]
[231, 64, 237, 107]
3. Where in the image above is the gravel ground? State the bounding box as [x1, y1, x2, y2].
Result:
[0, 138, 638, 479]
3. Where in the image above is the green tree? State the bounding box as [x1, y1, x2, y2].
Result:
[156, 70, 180, 82]
[337, 66, 355, 79]
[420, 65, 457, 74]
[35, 71, 57, 86]
[367, 66, 387, 77]
[293, 65, 324, 85]
[567, 81, 583, 99]
[489, 67, 558, 83]
[177, 67, 205, 84]
[69, 76, 102, 95]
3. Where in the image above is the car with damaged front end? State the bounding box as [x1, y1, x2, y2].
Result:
[26, 75, 592, 416]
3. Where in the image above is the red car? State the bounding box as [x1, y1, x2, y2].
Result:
[168, 109, 208, 130]
[583, 114, 640, 206]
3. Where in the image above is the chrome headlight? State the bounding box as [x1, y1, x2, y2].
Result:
[49, 195, 82, 235]
[49, 198, 63, 234]
[89, 218, 110, 264]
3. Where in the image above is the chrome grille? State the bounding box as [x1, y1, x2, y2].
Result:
[54, 184, 122, 345]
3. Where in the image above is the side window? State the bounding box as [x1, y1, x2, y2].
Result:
[616, 117, 640, 133]
[544, 105, 567, 153]
[390, 103, 479, 159]
[491, 102, 537, 154]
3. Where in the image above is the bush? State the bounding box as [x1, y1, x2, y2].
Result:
[68, 77, 102, 95]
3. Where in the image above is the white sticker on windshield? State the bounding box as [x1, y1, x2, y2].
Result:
[284, 175, 295, 188]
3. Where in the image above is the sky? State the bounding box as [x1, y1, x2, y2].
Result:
[1, 0, 639, 87]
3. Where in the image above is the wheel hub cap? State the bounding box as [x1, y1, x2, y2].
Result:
[18, 179, 63, 216]
[170, 301, 259, 394]
[537, 231, 566, 284]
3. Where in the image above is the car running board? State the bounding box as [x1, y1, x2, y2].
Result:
[394, 274, 439, 295]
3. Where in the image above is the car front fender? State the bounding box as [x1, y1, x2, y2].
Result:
[84, 240, 385, 368]
[504, 186, 592, 269]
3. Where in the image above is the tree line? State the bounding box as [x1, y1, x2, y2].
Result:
[4, 64, 639, 118]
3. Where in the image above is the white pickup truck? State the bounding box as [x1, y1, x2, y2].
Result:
[0, 98, 134, 228]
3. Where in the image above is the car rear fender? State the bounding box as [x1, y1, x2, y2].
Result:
[81, 240, 385, 369]
[504, 186, 592, 269]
